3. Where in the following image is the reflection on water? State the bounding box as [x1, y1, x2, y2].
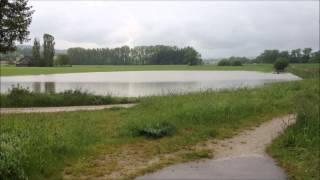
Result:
[0, 71, 301, 97]
[30, 82, 56, 93]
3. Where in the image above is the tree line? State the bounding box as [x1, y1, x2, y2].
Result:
[67, 45, 203, 65]
[217, 56, 251, 66]
[254, 48, 320, 64]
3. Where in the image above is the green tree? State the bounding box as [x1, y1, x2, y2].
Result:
[32, 38, 41, 66]
[302, 48, 312, 63]
[279, 51, 289, 59]
[289, 49, 302, 63]
[0, 0, 34, 53]
[55, 54, 71, 66]
[43, 34, 55, 67]
[255, 49, 279, 63]
[183, 47, 202, 66]
[67, 45, 203, 65]
[310, 51, 320, 63]
[274, 58, 289, 73]
[217, 59, 231, 66]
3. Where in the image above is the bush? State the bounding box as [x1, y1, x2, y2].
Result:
[217, 59, 242, 66]
[54, 54, 71, 66]
[217, 59, 230, 66]
[274, 58, 289, 73]
[231, 60, 242, 66]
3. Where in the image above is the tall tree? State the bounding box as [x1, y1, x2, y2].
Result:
[67, 45, 203, 65]
[0, 0, 34, 53]
[43, 33, 55, 66]
[290, 49, 302, 63]
[310, 50, 320, 63]
[183, 47, 202, 65]
[255, 50, 279, 63]
[302, 48, 312, 63]
[32, 38, 41, 66]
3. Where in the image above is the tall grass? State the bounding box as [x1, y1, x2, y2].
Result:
[267, 85, 320, 179]
[0, 85, 134, 107]
[120, 81, 306, 139]
[288, 64, 320, 79]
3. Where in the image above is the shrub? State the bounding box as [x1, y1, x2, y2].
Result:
[217, 59, 242, 66]
[217, 59, 230, 66]
[231, 60, 242, 66]
[55, 54, 71, 66]
[274, 58, 289, 73]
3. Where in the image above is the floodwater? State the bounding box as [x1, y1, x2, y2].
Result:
[0, 71, 301, 97]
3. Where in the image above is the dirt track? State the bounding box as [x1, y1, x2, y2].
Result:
[138, 115, 296, 180]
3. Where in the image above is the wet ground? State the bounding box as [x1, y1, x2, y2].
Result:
[138, 154, 286, 180]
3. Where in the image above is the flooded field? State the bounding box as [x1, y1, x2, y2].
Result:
[0, 71, 301, 97]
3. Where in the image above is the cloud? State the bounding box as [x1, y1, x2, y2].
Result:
[27, 1, 319, 58]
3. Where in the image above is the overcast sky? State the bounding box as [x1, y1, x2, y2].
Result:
[27, 1, 319, 58]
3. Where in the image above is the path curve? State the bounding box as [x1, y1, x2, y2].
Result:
[0, 104, 137, 114]
[137, 115, 296, 180]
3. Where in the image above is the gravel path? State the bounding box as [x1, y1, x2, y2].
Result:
[0, 104, 137, 114]
[137, 115, 296, 180]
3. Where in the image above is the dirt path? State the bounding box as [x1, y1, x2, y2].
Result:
[137, 114, 296, 180]
[63, 115, 295, 179]
[0, 104, 137, 114]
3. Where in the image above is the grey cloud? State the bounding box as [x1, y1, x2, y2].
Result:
[27, 1, 319, 58]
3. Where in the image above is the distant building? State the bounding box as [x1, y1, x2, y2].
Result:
[16, 56, 33, 67]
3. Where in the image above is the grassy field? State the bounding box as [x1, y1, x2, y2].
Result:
[1, 63, 318, 77]
[0, 64, 319, 179]
[1, 79, 318, 179]
[0, 64, 274, 76]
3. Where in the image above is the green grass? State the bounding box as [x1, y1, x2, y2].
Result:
[0, 86, 135, 108]
[287, 63, 320, 79]
[0, 64, 274, 76]
[1, 78, 318, 179]
[1, 63, 318, 77]
[267, 86, 319, 180]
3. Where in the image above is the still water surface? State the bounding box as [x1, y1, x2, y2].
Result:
[0, 71, 301, 97]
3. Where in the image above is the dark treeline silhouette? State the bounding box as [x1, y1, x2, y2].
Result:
[217, 56, 251, 66]
[67, 45, 203, 65]
[254, 48, 320, 64]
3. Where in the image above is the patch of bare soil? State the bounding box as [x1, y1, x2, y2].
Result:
[200, 114, 296, 159]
